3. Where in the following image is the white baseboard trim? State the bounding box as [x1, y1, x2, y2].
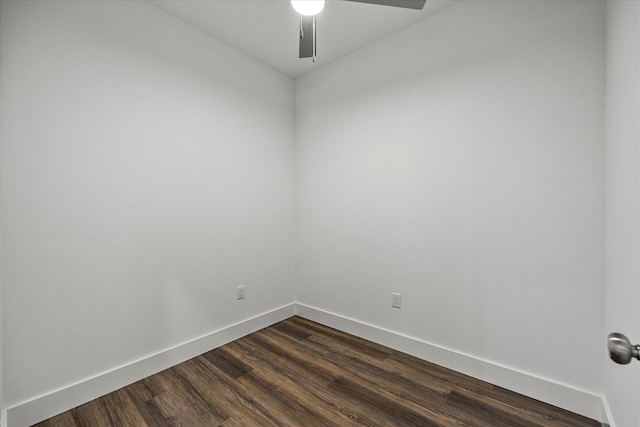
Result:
[6, 302, 610, 426]
[295, 303, 609, 425]
[600, 396, 615, 427]
[6, 303, 296, 427]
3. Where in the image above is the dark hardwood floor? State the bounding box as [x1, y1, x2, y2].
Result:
[33, 316, 601, 426]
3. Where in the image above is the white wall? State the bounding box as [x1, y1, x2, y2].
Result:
[1, 0, 621, 424]
[604, 1, 640, 426]
[296, 0, 605, 403]
[0, 0, 295, 410]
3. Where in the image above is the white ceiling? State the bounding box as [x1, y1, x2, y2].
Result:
[148, 0, 459, 79]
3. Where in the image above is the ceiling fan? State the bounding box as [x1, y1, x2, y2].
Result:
[291, 0, 427, 62]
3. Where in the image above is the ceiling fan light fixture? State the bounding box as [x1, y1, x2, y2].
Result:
[291, 0, 325, 16]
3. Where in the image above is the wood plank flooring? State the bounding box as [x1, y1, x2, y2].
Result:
[33, 316, 601, 427]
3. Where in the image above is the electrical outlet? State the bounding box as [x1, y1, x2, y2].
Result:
[237, 285, 245, 300]
[392, 292, 401, 309]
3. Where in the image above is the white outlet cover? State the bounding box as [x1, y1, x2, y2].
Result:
[392, 292, 401, 309]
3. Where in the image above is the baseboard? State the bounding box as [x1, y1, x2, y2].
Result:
[5, 302, 610, 427]
[600, 396, 615, 427]
[295, 303, 610, 425]
[5, 303, 296, 427]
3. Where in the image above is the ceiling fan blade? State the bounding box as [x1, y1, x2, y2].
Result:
[343, 0, 427, 10]
[299, 15, 314, 59]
